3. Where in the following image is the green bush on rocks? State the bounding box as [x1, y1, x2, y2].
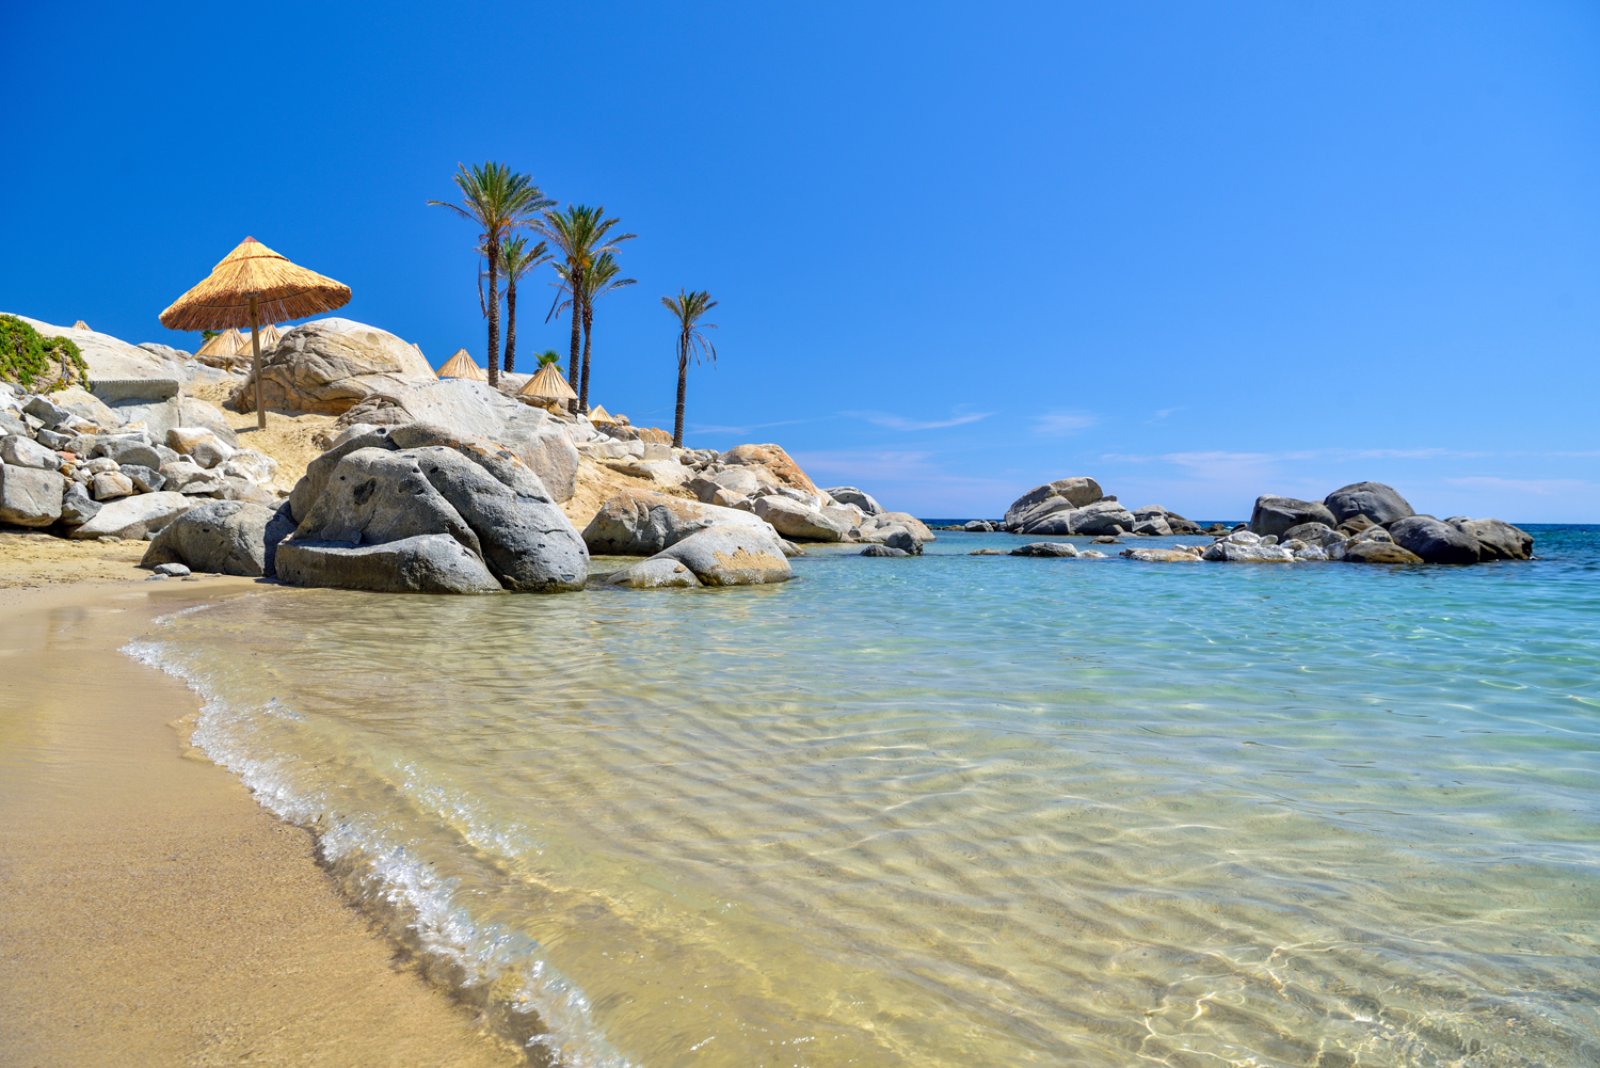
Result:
[0, 314, 89, 391]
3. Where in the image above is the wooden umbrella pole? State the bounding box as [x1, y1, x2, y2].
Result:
[249, 294, 265, 430]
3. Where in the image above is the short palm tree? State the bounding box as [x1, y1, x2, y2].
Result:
[535, 348, 561, 368]
[661, 289, 718, 448]
[498, 235, 549, 375]
[554, 252, 635, 412]
[429, 162, 552, 387]
[540, 205, 634, 410]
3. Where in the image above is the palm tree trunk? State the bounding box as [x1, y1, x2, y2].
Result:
[673, 337, 688, 448]
[504, 277, 518, 375]
[579, 294, 593, 414]
[485, 237, 501, 388]
[566, 266, 583, 414]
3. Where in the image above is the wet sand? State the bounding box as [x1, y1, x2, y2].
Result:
[0, 579, 520, 1067]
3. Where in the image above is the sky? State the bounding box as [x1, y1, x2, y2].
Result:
[4, 1, 1597, 521]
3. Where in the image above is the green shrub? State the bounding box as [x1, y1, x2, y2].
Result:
[0, 314, 89, 392]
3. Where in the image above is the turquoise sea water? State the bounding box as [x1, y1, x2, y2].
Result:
[132, 525, 1600, 1067]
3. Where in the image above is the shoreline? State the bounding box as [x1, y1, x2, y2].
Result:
[0, 577, 521, 1067]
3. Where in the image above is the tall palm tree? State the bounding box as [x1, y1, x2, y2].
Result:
[661, 289, 718, 448]
[498, 235, 549, 375]
[429, 162, 552, 387]
[540, 205, 634, 410]
[554, 252, 635, 413]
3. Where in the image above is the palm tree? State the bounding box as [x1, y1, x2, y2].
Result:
[540, 205, 634, 410]
[661, 289, 718, 448]
[555, 252, 635, 413]
[498, 235, 549, 375]
[429, 162, 552, 387]
[535, 348, 561, 368]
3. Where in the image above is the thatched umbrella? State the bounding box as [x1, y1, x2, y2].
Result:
[194, 327, 246, 366]
[258, 322, 284, 350]
[72, 320, 91, 330]
[437, 348, 486, 381]
[518, 362, 577, 410]
[160, 236, 350, 429]
[587, 403, 616, 424]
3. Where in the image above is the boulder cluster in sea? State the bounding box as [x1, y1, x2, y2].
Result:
[965, 475, 1533, 565]
[1, 314, 932, 593]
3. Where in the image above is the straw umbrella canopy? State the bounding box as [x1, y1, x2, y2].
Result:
[518, 362, 577, 408]
[194, 327, 247, 366]
[258, 322, 283, 350]
[437, 348, 487, 381]
[587, 403, 616, 424]
[159, 236, 350, 429]
[72, 320, 91, 330]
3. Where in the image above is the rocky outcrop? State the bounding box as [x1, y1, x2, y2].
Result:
[719, 443, 819, 496]
[277, 424, 588, 594]
[68, 491, 194, 540]
[1323, 482, 1414, 527]
[1011, 541, 1079, 557]
[1388, 515, 1482, 565]
[276, 535, 504, 594]
[141, 500, 278, 577]
[230, 319, 436, 416]
[752, 494, 850, 542]
[1335, 526, 1423, 565]
[582, 489, 765, 555]
[338, 380, 579, 502]
[1202, 530, 1296, 563]
[1003, 478, 1103, 531]
[824, 486, 883, 516]
[651, 524, 792, 586]
[1249, 495, 1337, 538]
[1448, 517, 1533, 561]
[0, 464, 64, 526]
[605, 557, 702, 589]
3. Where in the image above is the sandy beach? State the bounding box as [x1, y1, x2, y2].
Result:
[0, 571, 519, 1066]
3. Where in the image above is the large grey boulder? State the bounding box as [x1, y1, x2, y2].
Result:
[583, 489, 765, 555]
[94, 437, 163, 469]
[1, 434, 59, 470]
[1323, 482, 1414, 527]
[874, 511, 936, 543]
[1389, 515, 1481, 564]
[824, 486, 883, 516]
[752, 494, 850, 542]
[338, 380, 579, 502]
[1249, 495, 1337, 538]
[1448, 517, 1533, 561]
[141, 500, 277, 577]
[284, 432, 588, 594]
[231, 318, 437, 416]
[275, 535, 503, 594]
[1024, 499, 1135, 536]
[653, 524, 793, 586]
[0, 464, 65, 527]
[69, 491, 193, 540]
[606, 557, 703, 589]
[1004, 478, 1103, 529]
[59, 483, 100, 526]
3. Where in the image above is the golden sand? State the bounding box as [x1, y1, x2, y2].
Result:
[0, 580, 520, 1066]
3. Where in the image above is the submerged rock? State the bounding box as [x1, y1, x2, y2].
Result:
[860, 544, 912, 557]
[606, 557, 703, 589]
[1011, 541, 1079, 558]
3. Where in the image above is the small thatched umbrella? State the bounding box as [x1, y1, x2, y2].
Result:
[160, 236, 350, 429]
[518, 362, 577, 410]
[195, 327, 246, 366]
[258, 322, 284, 350]
[437, 348, 486, 381]
[587, 403, 616, 424]
[72, 320, 91, 330]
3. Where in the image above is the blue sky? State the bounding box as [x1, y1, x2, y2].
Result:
[5, 2, 1597, 520]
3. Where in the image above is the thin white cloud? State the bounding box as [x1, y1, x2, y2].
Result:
[1147, 406, 1183, 423]
[846, 410, 993, 432]
[690, 416, 816, 436]
[1032, 410, 1099, 437]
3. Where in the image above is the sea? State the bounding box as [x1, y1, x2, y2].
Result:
[129, 524, 1600, 1067]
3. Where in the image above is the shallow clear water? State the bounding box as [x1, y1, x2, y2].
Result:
[133, 526, 1600, 1067]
